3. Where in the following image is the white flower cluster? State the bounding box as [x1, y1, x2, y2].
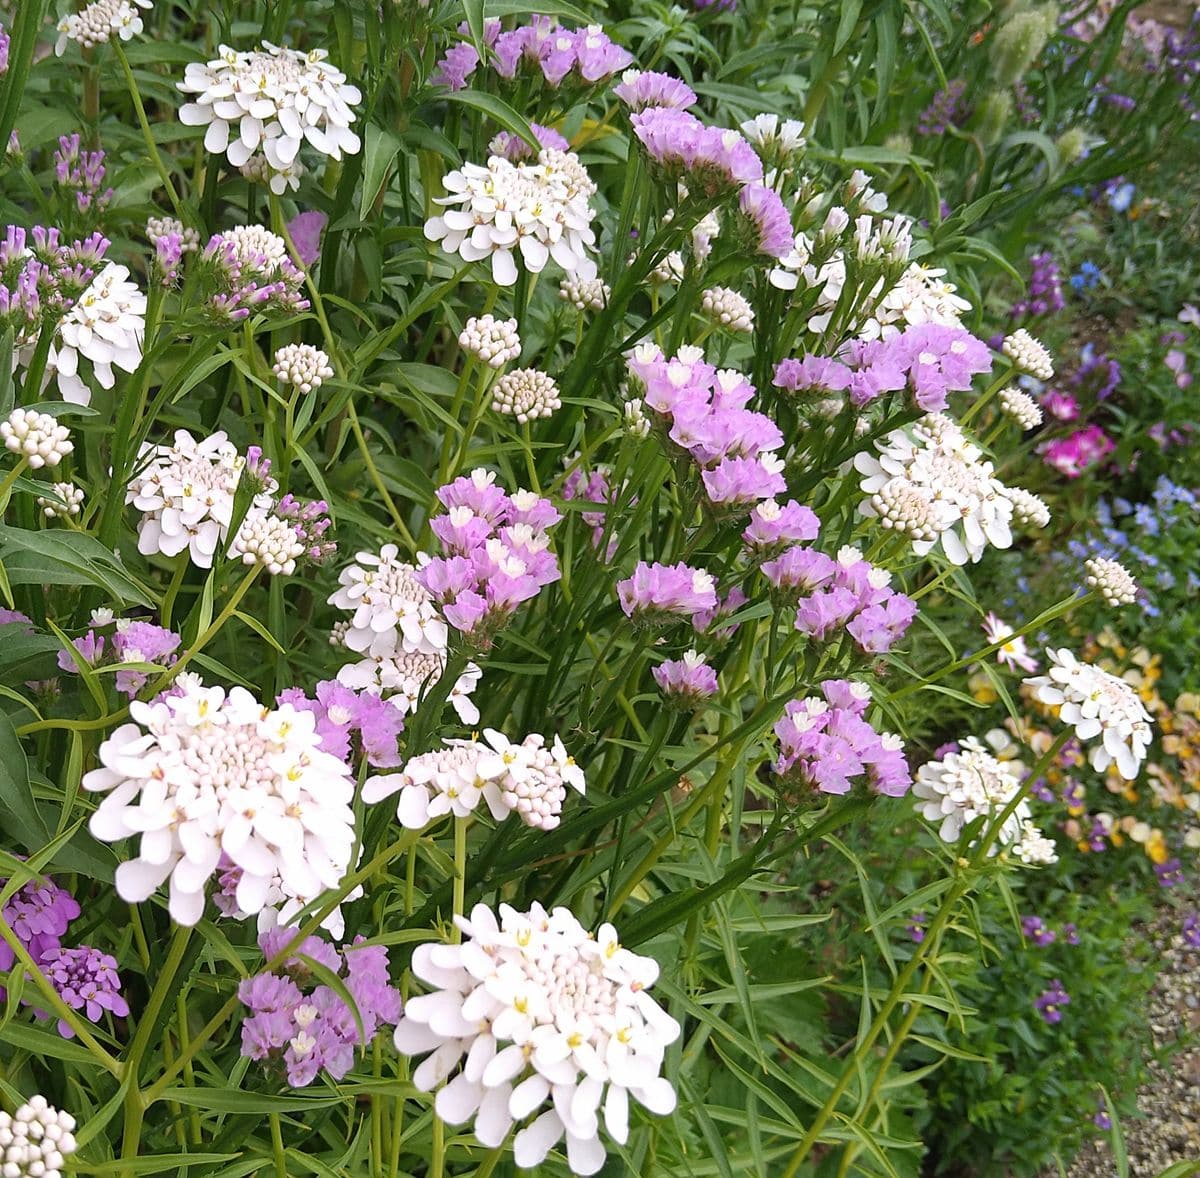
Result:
[459, 315, 521, 369]
[272, 343, 333, 392]
[424, 150, 599, 287]
[55, 0, 150, 54]
[329, 544, 481, 724]
[363, 729, 585, 831]
[147, 216, 200, 252]
[491, 368, 562, 423]
[559, 276, 610, 313]
[871, 263, 972, 334]
[83, 678, 357, 926]
[1005, 485, 1051, 529]
[126, 430, 274, 568]
[912, 738, 1054, 861]
[1024, 648, 1153, 780]
[231, 510, 305, 575]
[700, 286, 754, 333]
[999, 386, 1043, 430]
[2, 410, 74, 469]
[0, 1096, 77, 1178]
[739, 113, 807, 156]
[1084, 557, 1138, 607]
[393, 903, 680, 1176]
[856, 413, 1048, 565]
[177, 42, 362, 183]
[37, 481, 85, 520]
[1002, 328, 1054, 381]
[51, 263, 147, 406]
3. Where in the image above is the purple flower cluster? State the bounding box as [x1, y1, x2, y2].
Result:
[1034, 979, 1070, 1024]
[0, 869, 128, 1040]
[52, 134, 113, 218]
[239, 930, 401, 1088]
[277, 680, 405, 768]
[613, 70, 697, 112]
[200, 230, 309, 323]
[617, 560, 717, 626]
[0, 26, 9, 75]
[737, 184, 794, 259]
[1021, 915, 1056, 946]
[1010, 252, 1065, 319]
[773, 679, 910, 797]
[1155, 858, 1184, 888]
[57, 618, 181, 697]
[652, 651, 719, 707]
[742, 498, 820, 558]
[762, 547, 916, 653]
[1182, 913, 1200, 949]
[489, 122, 569, 161]
[416, 469, 561, 645]
[1063, 345, 1121, 401]
[1, 224, 111, 338]
[629, 107, 763, 195]
[561, 462, 617, 557]
[916, 80, 969, 136]
[906, 912, 927, 943]
[153, 232, 185, 287]
[1013, 79, 1040, 124]
[274, 493, 337, 565]
[627, 346, 785, 511]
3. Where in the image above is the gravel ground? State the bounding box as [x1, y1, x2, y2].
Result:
[1050, 897, 1200, 1178]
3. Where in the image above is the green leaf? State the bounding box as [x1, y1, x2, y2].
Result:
[79, 1154, 243, 1174]
[0, 526, 154, 604]
[439, 90, 539, 152]
[0, 708, 49, 851]
[150, 1089, 347, 1113]
[359, 125, 404, 220]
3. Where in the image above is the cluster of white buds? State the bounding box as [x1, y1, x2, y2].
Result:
[232, 510, 306, 576]
[700, 287, 754, 333]
[998, 386, 1043, 430]
[491, 368, 562, 423]
[147, 216, 200, 252]
[559, 275, 610, 312]
[239, 152, 305, 194]
[0, 1096, 77, 1178]
[1085, 557, 1138, 607]
[868, 478, 941, 541]
[1002, 329, 1054, 381]
[622, 396, 651, 439]
[54, 0, 150, 54]
[272, 343, 334, 393]
[458, 314, 521, 369]
[1005, 486, 1051, 530]
[2, 409, 74, 469]
[37, 481, 85, 520]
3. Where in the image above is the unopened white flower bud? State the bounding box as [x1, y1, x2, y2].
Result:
[459, 314, 521, 369]
[700, 286, 754, 333]
[559, 276, 610, 312]
[37, 481, 85, 519]
[2, 409, 74, 469]
[233, 510, 305, 576]
[491, 368, 561, 423]
[1003, 328, 1054, 381]
[272, 343, 334, 393]
[999, 386, 1043, 429]
[1085, 557, 1138, 607]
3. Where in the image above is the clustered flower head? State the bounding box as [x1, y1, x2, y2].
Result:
[239, 930, 401, 1087]
[459, 314, 521, 368]
[1010, 251, 1065, 319]
[1024, 649, 1154, 780]
[773, 680, 910, 798]
[177, 42, 362, 186]
[1035, 980, 1070, 1024]
[57, 615, 182, 697]
[1003, 328, 1055, 380]
[559, 276, 610, 312]
[618, 560, 717, 627]
[126, 429, 274, 567]
[1040, 424, 1115, 479]
[2, 409, 74, 469]
[0, 1097, 77, 1178]
[82, 678, 358, 926]
[492, 367, 562, 422]
[857, 413, 1047, 565]
[277, 679, 405, 769]
[741, 497, 820, 558]
[199, 225, 309, 322]
[613, 69, 697, 111]
[489, 124, 570, 162]
[416, 469, 562, 647]
[700, 286, 754, 333]
[37, 480, 84, 520]
[1084, 557, 1138, 607]
[999, 386, 1043, 429]
[364, 728, 585, 831]
[737, 183, 795, 259]
[231, 507, 307, 575]
[626, 345, 785, 511]
[272, 343, 333, 392]
[394, 903, 680, 1176]
[917, 79, 969, 136]
[52, 134, 113, 218]
[55, 0, 150, 55]
[652, 650, 718, 708]
[630, 107, 763, 196]
[424, 150, 599, 287]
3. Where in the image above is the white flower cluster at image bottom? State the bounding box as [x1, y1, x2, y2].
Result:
[1024, 648, 1153, 780]
[912, 737, 1056, 863]
[0, 1096, 76, 1178]
[82, 678, 357, 926]
[363, 728, 585, 831]
[395, 903, 680, 1176]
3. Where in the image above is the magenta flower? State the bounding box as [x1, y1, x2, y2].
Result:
[613, 69, 697, 111]
[742, 499, 820, 556]
[652, 650, 718, 707]
[617, 560, 718, 625]
[286, 211, 328, 267]
[737, 183, 794, 259]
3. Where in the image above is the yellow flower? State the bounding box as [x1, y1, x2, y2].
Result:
[1146, 832, 1169, 864]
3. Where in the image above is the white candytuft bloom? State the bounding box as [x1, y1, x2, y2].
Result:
[1013, 820, 1058, 865]
[856, 414, 1043, 564]
[912, 737, 1034, 850]
[871, 263, 972, 334]
[327, 544, 448, 657]
[0, 1095, 77, 1178]
[362, 729, 585, 831]
[177, 42, 362, 178]
[147, 216, 200, 251]
[37, 481, 85, 519]
[272, 343, 333, 392]
[336, 646, 482, 726]
[700, 286, 754, 333]
[232, 509, 305, 575]
[50, 263, 147, 405]
[559, 276, 610, 312]
[55, 0, 150, 54]
[424, 151, 599, 287]
[393, 902, 679, 1176]
[83, 678, 357, 927]
[459, 315, 521, 369]
[1005, 485, 1051, 530]
[1024, 649, 1153, 780]
[1002, 328, 1054, 381]
[2, 410, 74, 469]
[1084, 557, 1138, 607]
[126, 429, 275, 568]
[998, 386, 1043, 430]
[491, 368, 562, 423]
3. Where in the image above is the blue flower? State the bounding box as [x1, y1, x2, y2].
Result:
[1108, 182, 1135, 212]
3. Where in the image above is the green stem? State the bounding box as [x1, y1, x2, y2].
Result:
[0, 458, 29, 513]
[113, 42, 185, 220]
[270, 1113, 287, 1178]
[959, 366, 1017, 428]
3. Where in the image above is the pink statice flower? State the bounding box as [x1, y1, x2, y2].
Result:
[1040, 425, 1114, 477]
[617, 560, 718, 625]
[1041, 389, 1080, 421]
[612, 69, 697, 111]
[652, 650, 718, 707]
[630, 108, 762, 194]
[772, 355, 852, 395]
[742, 498, 820, 557]
[737, 183, 794, 259]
